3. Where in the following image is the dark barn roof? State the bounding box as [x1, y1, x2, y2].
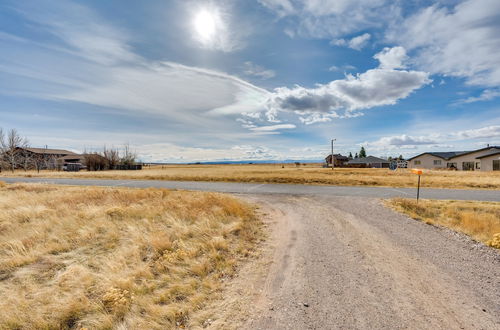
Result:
[325, 153, 349, 161]
[347, 156, 390, 164]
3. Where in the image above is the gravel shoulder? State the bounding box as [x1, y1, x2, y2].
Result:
[223, 195, 500, 330]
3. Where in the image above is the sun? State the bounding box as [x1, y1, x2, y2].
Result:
[193, 9, 217, 42]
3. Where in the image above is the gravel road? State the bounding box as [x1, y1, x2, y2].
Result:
[239, 195, 499, 330]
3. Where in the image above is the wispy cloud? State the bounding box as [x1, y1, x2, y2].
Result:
[367, 125, 500, 149]
[386, 0, 500, 87]
[331, 33, 371, 50]
[243, 61, 276, 79]
[457, 89, 500, 104]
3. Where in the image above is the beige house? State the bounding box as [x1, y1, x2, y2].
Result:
[476, 149, 500, 171]
[408, 146, 500, 171]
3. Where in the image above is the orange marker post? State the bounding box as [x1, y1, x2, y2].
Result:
[411, 169, 423, 203]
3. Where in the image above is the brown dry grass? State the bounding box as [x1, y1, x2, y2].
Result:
[2, 164, 500, 189]
[388, 198, 500, 248]
[0, 183, 262, 329]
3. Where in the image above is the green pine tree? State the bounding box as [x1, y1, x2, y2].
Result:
[348, 152, 353, 158]
[355, 152, 358, 158]
[359, 146, 367, 158]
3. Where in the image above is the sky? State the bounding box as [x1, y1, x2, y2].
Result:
[0, 0, 499, 162]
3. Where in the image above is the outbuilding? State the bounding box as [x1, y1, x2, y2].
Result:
[347, 156, 390, 168]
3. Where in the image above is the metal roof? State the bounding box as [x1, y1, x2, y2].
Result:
[407, 146, 500, 161]
[407, 151, 468, 161]
[475, 149, 500, 159]
[347, 156, 390, 164]
[22, 147, 76, 155]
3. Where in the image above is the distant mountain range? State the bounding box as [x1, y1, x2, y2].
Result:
[145, 159, 324, 165]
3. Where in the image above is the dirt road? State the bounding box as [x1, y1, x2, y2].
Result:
[234, 195, 499, 330]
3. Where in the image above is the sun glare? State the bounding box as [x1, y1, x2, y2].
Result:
[194, 9, 217, 41]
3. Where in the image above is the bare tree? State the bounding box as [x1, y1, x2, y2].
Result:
[120, 143, 137, 166]
[103, 146, 120, 170]
[0, 128, 6, 173]
[0, 128, 29, 172]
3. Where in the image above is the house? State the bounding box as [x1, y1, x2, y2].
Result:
[325, 154, 349, 167]
[347, 156, 390, 168]
[16, 147, 76, 169]
[407, 146, 500, 171]
[474, 149, 500, 171]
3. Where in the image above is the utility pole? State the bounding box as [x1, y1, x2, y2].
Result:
[331, 139, 336, 170]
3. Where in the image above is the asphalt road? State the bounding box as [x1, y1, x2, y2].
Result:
[1, 177, 499, 201]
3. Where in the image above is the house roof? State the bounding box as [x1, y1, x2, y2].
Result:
[407, 151, 468, 161]
[475, 149, 500, 159]
[347, 156, 390, 164]
[325, 154, 349, 161]
[407, 146, 500, 161]
[22, 147, 76, 155]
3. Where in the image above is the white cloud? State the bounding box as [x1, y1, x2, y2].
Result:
[250, 124, 296, 131]
[0, 1, 270, 126]
[458, 89, 500, 104]
[263, 47, 430, 121]
[332, 33, 371, 50]
[386, 0, 500, 87]
[243, 61, 276, 79]
[368, 125, 500, 148]
[259, 0, 395, 39]
[451, 125, 500, 140]
[328, 64, 356, 72]
[373, 46, 407, 69]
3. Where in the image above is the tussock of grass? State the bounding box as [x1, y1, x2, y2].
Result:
[3, 164, 500, 189]
[0, 183, 262, 329]
[388, 198, 500, 249]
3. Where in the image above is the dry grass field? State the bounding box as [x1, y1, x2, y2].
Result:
[388, 198, 500, 249]
[2, 163, 500, 189]
[0, 182, 262, 329]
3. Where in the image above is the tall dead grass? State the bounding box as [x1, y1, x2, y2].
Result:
[2, 164, 500, 189]
[0, 183, 262, 329]
[388, 198, 500, 248]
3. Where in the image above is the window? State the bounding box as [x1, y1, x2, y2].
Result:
[414, 160, 421, 165]
[462, 162, 475, 171]
[494, 160, 500, 171]
[447, 162, 457, 169]
[475, 162, 480, 169]
[433, 160, 442, 165]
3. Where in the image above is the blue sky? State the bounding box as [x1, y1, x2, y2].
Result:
[1, 0, 499, 162]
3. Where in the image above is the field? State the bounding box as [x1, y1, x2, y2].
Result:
[2, 163, 500, 189]
[0, 182, 262, 329]
[388, 198, 500, 249]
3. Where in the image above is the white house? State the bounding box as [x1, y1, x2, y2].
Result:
[407, 146, 500, 171]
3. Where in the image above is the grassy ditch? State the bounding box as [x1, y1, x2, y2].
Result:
[388, 198, 500, 249]
[0, 183, 262, 329]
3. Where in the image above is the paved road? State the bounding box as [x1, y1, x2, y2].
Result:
[1, 177, 499, 201]
[240, 195, 499, 329]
